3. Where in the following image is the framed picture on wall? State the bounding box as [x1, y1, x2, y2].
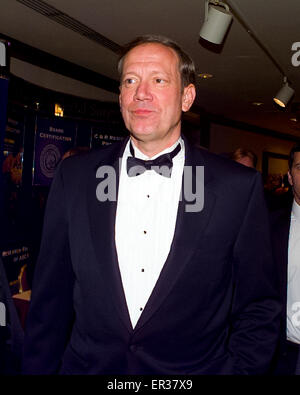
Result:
[262, 151, 289, 189]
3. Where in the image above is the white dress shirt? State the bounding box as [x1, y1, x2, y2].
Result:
[287, 199, 300, 344]
[115, 137, 184, 328]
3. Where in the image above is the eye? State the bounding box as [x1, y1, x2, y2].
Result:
[155, 78, 165, 84]
[123, 78, 137, 86]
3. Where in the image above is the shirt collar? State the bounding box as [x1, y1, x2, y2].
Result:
[130, 137, 183, 160]
[292, 199, 300, 221]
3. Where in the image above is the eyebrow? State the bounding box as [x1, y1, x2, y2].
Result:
[122, 69, 171, 77]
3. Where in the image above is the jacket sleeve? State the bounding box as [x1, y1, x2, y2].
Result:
[228, 171, 282, 375]
[22, 163, 75, 374]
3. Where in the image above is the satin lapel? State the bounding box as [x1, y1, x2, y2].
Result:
[86, 138, 133, 332]
[273, 207, 291, 303]
[134, 139, 216, 332]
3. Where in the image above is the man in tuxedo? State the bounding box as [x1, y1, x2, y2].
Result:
[22, 35, 281, 375]
[271, 143, 300, 374]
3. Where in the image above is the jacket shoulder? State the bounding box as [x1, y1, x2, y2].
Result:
[197, 147, 257, 178]
[59, 140, 125, 175]
[191, 146, 260, 196]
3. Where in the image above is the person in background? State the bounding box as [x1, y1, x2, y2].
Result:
[22, 34, 281, 375]
[271, 143, 300, 375]
[230, 147, 257, 168]
[62, 146, 90, 161]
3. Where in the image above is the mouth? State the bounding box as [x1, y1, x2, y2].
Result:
[132, 109, 154, 116]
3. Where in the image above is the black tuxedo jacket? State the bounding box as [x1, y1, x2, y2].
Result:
[22, 137, 281, 375]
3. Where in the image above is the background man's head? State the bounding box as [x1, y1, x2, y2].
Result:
[288, 143, 300, 204]
[231, 148, 257, 168]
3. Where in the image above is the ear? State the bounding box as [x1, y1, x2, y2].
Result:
[288, 170, 293, 186]
[119, 92, 122, 111]
[182, 84, 196, 112]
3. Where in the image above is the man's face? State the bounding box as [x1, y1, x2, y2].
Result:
[119, 43, 195, 146]
[288, 151, 300, 205]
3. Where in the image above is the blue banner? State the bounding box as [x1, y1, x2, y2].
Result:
[2, 110, 25, 188]
[0, 78, 8, 154]
[0, 77, 9, 220]
[33, 117, 75, 186]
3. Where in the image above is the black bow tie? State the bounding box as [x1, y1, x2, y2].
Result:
[127, 141, 181, 178]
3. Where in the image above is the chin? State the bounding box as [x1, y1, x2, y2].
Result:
[130, 126, 157, 139]
[131, 132, 156, 143]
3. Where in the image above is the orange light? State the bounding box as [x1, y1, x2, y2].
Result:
[55, 104, 64, 117]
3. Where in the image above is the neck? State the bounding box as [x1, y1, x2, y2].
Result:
[131, 134, 181, 158]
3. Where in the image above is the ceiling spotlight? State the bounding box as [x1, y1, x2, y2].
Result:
[273, 77, 295, 108]
[199, 0, 233, 45]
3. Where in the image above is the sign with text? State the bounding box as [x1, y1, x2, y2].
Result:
[90, 122, 126, 148]
[33, 117, 75, 185]
[1, 245, 30, 285]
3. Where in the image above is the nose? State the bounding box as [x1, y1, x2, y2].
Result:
[134, 81, 152, 101]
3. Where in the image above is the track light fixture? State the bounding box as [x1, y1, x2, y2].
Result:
[199, 0, 233, 45]
[0, 41, 6, 67]
[273, 77, 295, 108]
[199, 0, 296, 107]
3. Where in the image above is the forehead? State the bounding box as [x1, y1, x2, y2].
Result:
[122, 43, 180, 73]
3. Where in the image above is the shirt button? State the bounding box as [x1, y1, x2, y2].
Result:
[141, 268, 145, 272]
[130, 344, 137, 352]
[143, 230, 147, 234]
[140, 307, 143, 311]
[129, 344, 143, 353]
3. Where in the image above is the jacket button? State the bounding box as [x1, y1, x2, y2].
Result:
[130, 344, 137, 352]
